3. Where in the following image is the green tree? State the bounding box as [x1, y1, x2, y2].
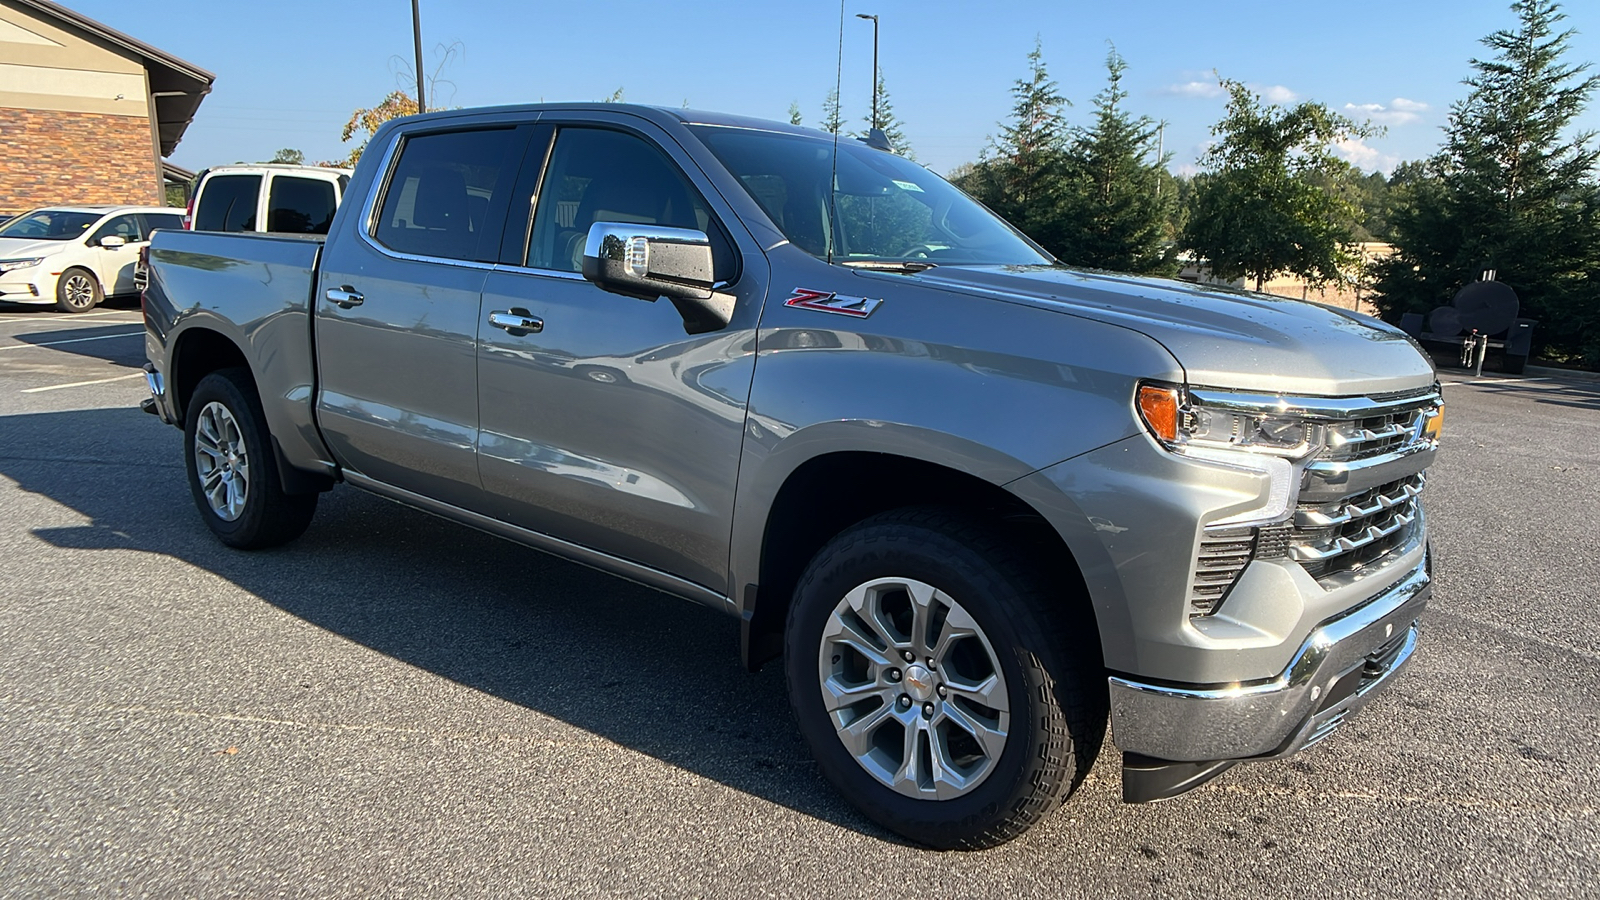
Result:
[1055, 48, 1171, 274]
[1372, 0, 1600, 363]
[820, 88, 843, 134]
[1183, 79, 1372, 290]
[951, 38, 1072, 252]
[263, 148, 304, 165]
[859, 72, 915, 160]
[788, 101, 804, 126]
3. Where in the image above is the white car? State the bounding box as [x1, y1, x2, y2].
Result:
[0, 206, 185, 313]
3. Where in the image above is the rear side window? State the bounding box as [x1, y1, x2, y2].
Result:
[373, 129, 516, 261]
[194, 175, 261, 232]
[268, 176, 337, 233]
[143, 213, 185, 233]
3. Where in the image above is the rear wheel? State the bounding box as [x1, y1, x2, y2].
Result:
[184, 368, 317, 548]
[785, 507, 1105, 850]
[55, 268, 101, 313]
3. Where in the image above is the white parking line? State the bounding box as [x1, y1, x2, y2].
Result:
[20, 372, 146, 393]
[1440, 376, 1552, 387]
[0, 331, 144, 351]
[0, 310, 128, 325]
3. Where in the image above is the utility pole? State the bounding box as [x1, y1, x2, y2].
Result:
[411, 0, 426, 114]
[855, 13, 879, 130]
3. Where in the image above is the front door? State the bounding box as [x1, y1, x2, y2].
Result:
[315, 124, 529, 507]
[85, 213, 144, 295]
[476, 122, 766, 593]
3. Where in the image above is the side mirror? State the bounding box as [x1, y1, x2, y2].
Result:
[582, 222, 734, 334]
[99, 235, 127, 249]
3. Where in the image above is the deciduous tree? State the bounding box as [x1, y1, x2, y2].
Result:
[1182, 79, 1371, 290]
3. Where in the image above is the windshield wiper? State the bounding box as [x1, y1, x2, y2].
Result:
[839, 260, 938, 273]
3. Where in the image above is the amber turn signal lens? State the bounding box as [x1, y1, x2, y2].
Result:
[1137, 384, 1182, 443]
[1425, 404, 1444, 440]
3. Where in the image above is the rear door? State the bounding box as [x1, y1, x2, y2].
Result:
[475, 116, 767, 591]
[314, 124, 530, 506]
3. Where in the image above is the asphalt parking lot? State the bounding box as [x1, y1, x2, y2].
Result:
[1, 301, 1597, 898]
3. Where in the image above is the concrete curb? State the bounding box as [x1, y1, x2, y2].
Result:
[1525, 364, 1600, 382]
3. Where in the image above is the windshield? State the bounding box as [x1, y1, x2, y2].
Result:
[690, 126, 1051, 268]
[0, 209, 102, 241]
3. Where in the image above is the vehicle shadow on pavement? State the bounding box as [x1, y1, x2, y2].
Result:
[2, 322, 148, 365]
[1, 406, 903, 843]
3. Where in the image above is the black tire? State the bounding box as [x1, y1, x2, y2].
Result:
[784, 507, 1106, 850]
[183, 367, 317, 549]
[55, 268, 102, 313]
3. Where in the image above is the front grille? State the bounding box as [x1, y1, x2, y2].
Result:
[1288, 392, 1438, 581]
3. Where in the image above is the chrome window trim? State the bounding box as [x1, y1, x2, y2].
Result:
[490, 264, 587, 281]
[1187, 387, 1442, 421]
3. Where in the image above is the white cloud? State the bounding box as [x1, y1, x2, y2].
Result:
[1163, 80, 1224, 99]
[1334, 137, 1400, 174]
[1174, 162, 1201, 177]
[1344, 98, 1431, 127]
[1256, 84, 1298, 104]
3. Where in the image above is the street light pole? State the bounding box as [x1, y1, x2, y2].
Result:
[855, 13, 879, 131]
[412, 0, 426, 114]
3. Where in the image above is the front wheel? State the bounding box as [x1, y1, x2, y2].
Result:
[785, 507, 1105, 850]
[55, 268, 102, 313]
[183, 368, 317, 549]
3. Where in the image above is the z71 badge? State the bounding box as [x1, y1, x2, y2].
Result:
[783, 288, 883, 318]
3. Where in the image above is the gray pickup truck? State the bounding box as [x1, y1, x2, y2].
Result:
[141, 104, 1441, 849]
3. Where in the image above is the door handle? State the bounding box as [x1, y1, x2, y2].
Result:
[326, 286, 364, 308]
[488, 309, 544, 334]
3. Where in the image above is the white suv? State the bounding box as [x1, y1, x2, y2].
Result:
[0, 206, 185, 313]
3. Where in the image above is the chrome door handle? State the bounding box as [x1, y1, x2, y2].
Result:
[488, 309, 543, 333]
[325, 287, 364, 308]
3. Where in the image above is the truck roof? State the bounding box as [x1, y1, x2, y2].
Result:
[386, 103, 826, 139]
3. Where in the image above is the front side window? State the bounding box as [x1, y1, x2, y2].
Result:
[268, 176, 337, 234]
[88, 214, 144, 245]
[691, 126, 1051, 268]
[195, 175, 261, 232]
[0, 209, 100, 241]
[526, 127, 734, 279]
[373, 129, 516, 261]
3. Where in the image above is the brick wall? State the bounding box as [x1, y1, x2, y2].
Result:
[0, 107, 161, 215]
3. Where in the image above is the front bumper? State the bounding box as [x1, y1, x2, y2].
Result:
[0, 278, 47, 303]
[1108, 551, 1429, 766]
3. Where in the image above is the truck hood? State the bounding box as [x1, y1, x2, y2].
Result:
[0, 238, 68, 260]
[917, 265, 1436, 396]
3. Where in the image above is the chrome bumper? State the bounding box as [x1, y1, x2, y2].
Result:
[1109, 556, 1430, 763]
[141, 364, 177, 425]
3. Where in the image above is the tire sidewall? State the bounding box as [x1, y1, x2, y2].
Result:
[785, 522, 1055, 842]
[183, 370, 274, 545]
[55, 268, 101, 313]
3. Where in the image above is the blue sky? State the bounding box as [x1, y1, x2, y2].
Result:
[67, 0, 1600, 178]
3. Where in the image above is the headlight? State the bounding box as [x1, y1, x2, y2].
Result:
[0, 257, 44, 275]
[1137, 383, 1309, 526]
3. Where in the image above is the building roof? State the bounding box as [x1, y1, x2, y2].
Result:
[12, 0, 214, 156]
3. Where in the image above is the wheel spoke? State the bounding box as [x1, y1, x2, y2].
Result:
[845, 582, 903, 653]
[822, 614, 894, 669]
[820, 675, 887, 714]
[905, 580, 938, 656]
[834, 701, 894, 757]
[944, 671, 1003, 708]
[941, 699, 1007, 760]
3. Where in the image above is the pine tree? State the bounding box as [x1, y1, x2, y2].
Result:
[788, 101, 804, 126]
[1372, 0, 1600, 363]
[820, 89, 844, 134]
[952, 38, 1072, 253]
[1182, 79, 1370, 290]
[1056, 48, 1171, 274]
[859, 72, 915, 160]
